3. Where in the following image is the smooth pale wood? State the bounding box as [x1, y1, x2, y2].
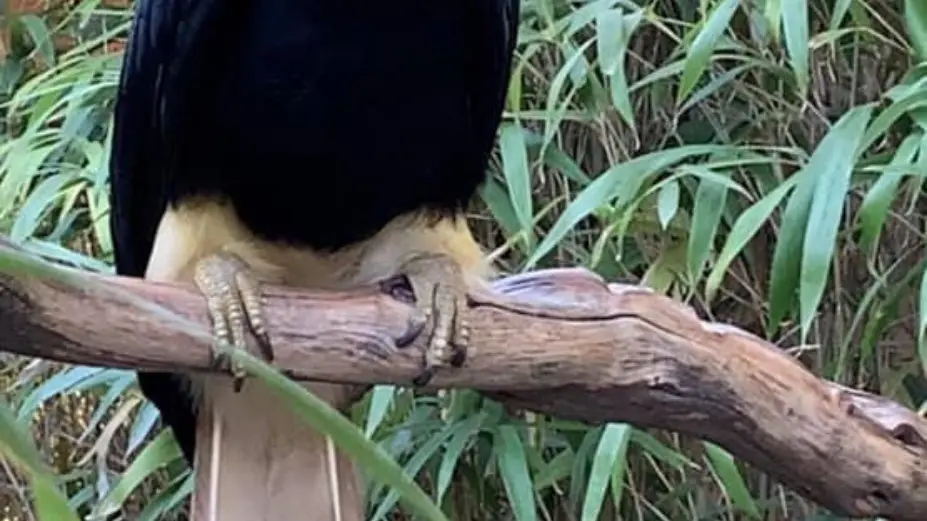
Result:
[1, 243, 926, 519]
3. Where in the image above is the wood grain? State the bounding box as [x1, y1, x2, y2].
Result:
[0, 240, 925, 520]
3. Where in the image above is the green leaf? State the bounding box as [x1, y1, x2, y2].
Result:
[500, 123, 535, 249]
[95, 429, 183, 516]
[494, 426, 538, 521]
[527, 145, 733, 268]
[18, 365, 104, 421]
[678, 0, 741, 103]
[0, 400, 79, 521]
[482, 177, 526, 251]
[706, 177, 799, 301]
[857, 132, 921, 255]
[136, 472, 194, 521]
[799, 105, 874, 339]
[32, 475, 81, 521]
[364, 385, 396, 438]
[16, 14, 56, 67]
[369, 423, 457, 521]
[703, 442, 760, 519]
[127, 400, 162, 456]
[597, 8, 642, 131]
[687, 171, 729, 280]
[767, 166, 816, 336]
[580, 423, 632, 521]
[906, 0, 927, 62]
[657, 179, 680, 230]
[435, 412, 485, 505]
[764, 0, 782, 42]
[630, 431, 697, 469]
[780, 0, 809, 95]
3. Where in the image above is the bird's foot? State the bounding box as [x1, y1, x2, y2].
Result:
[193, 251, 274, 392]
[386, 252, 470, 386]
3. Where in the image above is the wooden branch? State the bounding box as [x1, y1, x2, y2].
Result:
[0, 241, 925, 520]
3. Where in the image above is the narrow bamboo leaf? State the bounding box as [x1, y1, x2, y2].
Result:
[81, 372, 135, 438]
[494, 426, 538, 521]
[533, 449, 575, 491]
[16, 15, 56, 67]
[580, 423, 631, 521]
[780, 0, 809, 95]
[679, 64, 751, 114]
[500, 123, 535, 249]
[542, 143, 592, 184]
[857, 133, 921, 254]
[687, 172, 729, 279]
[10, 172, 75, 242]
[906, 0, 927, 61]
[597, 9, 642, 131]
[705, 177, 799, 301]
[370, 423, 457, 521]
[764, 0, 782, 43]
[860, 89, 927, 153]
[482, 177, 525, 251]
[767, 166, 816, 336]
[364, 385, 397, 438]
[435, 412, 485, 505]
[703, 443, 760, 519]
[94, 429, 182, 516]
[0, 399, 52, 478]
[527, 145, 732, 268]
[829, 0, 853, 30]
[630, 431, 697, 469]
[657, 180, 680, 230]
[18, 365, 103, 421]
[127, 400, 161, 456]
[800, 105, 874, 339]
[678, 0, 741, 103]
[0, 401, 80, 521]
[136, 472, 193, 521]
[32, 475, 81, 521]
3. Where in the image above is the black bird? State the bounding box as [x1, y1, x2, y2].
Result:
[109, 1, 520, 519]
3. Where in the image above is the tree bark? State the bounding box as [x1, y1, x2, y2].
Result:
[0, 240, 925, 520]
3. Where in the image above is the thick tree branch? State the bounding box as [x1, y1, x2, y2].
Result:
[0, 240, 925, 520]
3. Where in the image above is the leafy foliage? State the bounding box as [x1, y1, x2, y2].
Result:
[2, 0, 927, 520]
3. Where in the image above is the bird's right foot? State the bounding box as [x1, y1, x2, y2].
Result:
[193, 251, 274, 392]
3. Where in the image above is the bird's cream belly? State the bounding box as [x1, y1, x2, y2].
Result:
[144, 196, 489, 290]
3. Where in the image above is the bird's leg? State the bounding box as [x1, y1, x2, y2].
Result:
[193, 250, 274, 392]
[390, 252, 471, 386]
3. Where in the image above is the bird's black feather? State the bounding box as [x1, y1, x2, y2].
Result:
[110, 0, 520, 464]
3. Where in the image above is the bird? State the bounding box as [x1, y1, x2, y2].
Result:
[108, 1, 520, 520]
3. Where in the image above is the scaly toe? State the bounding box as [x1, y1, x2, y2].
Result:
[194, 251, 275, 391]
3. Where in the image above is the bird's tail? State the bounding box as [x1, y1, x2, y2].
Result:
[190, 377, 364, 521]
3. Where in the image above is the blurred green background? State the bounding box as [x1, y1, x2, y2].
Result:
[1, 0, 926, 519]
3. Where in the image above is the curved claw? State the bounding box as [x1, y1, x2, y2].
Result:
[194, 251, 274, 392]
[395, 252, 471, 386]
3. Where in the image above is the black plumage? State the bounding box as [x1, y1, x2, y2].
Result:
[109, 0, 519, 465]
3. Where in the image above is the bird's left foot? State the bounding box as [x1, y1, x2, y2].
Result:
[389, 252, 470, 386]
[193, 251, 274, 392]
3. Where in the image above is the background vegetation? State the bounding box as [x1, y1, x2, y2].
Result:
[1, 0, 927, 519]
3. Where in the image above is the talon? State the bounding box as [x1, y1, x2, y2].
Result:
[194, 250, 274, 392]
[396, 252, 471, 385]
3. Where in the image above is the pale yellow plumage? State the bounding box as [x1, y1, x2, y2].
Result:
[144, 197, 489, 521]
